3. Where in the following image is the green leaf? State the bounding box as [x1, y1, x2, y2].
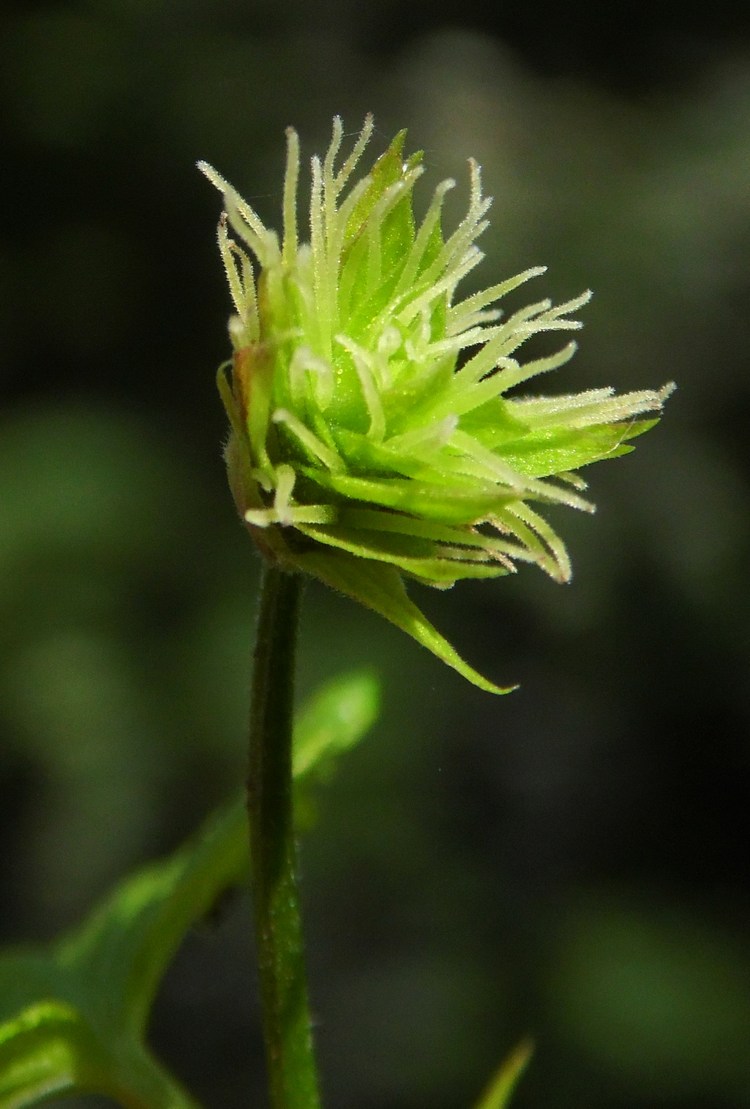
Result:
[472, 1039, 534, 1109]
[0, 805, 238, 1108]
[60, 801, 249, 1039]
[0, 671, 381, 1107]
[0, 984, 197, 1109]
[295, 548, 515, 694]
[292, 669, 380, 781]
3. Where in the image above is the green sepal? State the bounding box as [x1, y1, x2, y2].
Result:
[457, 397, 533, 447]
[302, 467, 514, 524]
[295, 548, 516, 694]
[483, 419, 659, 479]
[235, 342, 275, 471]
[343, 130, 411, 250]
[337, 131, 438, 348]
[297, 523, 512, 587]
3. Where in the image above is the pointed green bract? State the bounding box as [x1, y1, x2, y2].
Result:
[201, 117, 672, 691]
[297, 549, 516, 694]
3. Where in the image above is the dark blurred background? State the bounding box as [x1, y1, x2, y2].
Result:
[1, 2, 749, 1107]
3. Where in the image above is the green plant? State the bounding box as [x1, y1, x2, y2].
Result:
[0, 116, 671, 1108]
[199, 115, 671, 693]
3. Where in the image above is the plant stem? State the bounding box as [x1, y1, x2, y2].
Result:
[247, 563, 321, 1109]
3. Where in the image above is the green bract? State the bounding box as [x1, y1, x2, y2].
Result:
[200, 116, 672, 692]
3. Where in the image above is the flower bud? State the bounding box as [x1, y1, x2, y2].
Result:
[200, 117, 672, 692]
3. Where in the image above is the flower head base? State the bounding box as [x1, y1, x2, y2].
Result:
[200, 117, 672, 692]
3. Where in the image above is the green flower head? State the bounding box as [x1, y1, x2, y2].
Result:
[200, 116, 672, 692]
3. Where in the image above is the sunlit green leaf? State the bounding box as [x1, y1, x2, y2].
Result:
[472, 1039, 534, 1109]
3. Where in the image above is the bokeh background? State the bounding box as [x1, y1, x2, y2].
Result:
[1, 2, 749, 1107]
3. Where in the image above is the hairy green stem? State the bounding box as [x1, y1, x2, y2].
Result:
[247, 563, 321, 1109]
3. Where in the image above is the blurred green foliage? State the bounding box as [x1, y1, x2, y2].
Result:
[0, 671, 380, 1108]
[1, 2, 749, 1107]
